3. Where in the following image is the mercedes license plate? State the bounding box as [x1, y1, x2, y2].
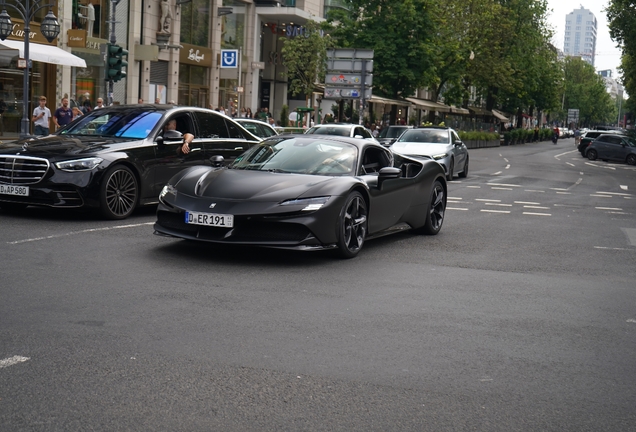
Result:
[0, 184, 29, 196]
[185, 211, 233, 227]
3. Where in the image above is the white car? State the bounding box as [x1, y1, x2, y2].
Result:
[305, 123, 379, 142]
[390, 126, 469, 181]
[234, 118, 278, 138]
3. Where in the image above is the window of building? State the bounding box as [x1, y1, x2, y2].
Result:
[180, 0, 210, 46]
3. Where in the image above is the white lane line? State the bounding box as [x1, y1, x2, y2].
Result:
[524, 205, 550, 209]
[566, 162, 575, 167]
[466, 185, 481, 188]
[505, 164, 510, 170]
[0, 356, 30, 369]
[7, 222, 155, 245]
[492, 171, 502, 175]
[556, 191, 571, 195]
[525, 190, 545, 193]
[590, 194, 613, 198]
[448, 207, 469, 211]
[596, 207, 623, 211]
[503, 158, 509, 162]
[621, 185, 628, 191]
[580, 172, 584, 175]
[448, 196, 463, 200]
[488, 183, 521, 188]
[475, 199, 501, 202]
[596, 191, 632, 196]
[595, 246, 635, 251]
[485, 203, 513, 207]
[481, 209, 510, 214]
[550, 188, 569, 191]
[491, 187, 513, 190]
[608, 211, 629, 215]
[515, 201, 540, 205]
[523, 212, 551, 216]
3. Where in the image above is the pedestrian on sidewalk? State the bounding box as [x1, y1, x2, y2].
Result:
[32, 96, 51, 136]
[53, 97, 72, 130]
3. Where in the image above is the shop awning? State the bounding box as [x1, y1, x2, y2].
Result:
[369, 95, 410, 106]
[450, 106, 470, 115]
[492, 109, 509, 122]
[405, 97, 451, 113]
[468, 106, 493, 116]
[0, 40, 87, 68]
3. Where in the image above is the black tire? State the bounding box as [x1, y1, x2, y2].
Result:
[99, 165, 138, 220]
[458, 156, 469, 178]
[414, 180, 445, 235]
[446, 159, 454, 181]
[627, 154, 636, 166]
[336, 191, 367, 259]
[0, 202, 28, 212]
[587, 149, 598, 161]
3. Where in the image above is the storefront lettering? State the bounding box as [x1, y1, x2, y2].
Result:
[11, 24, 37, 40]
[86, 40, 100, 50]
[266, 23, 323, 38]
[187, 49, 205, 62]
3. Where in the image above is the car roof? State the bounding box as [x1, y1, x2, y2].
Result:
[267, 132, 385, 151]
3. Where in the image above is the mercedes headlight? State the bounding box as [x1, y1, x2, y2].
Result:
[280, 196, 330, 211]
[55, 157, 103, 171]
[431, 153, 448, 161]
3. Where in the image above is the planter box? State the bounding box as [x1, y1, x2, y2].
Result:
[464, 139, 500, 149]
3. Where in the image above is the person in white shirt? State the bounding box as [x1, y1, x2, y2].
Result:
[94, 98, 105, 109]
[32, 96, 51, 136]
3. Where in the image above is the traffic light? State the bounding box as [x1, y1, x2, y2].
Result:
[106, 43, 128, 83]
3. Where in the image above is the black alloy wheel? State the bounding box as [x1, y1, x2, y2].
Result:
[458, 156, 469, 178]
[0, 202, 28, 212]
[336, 191, 368, 259]
[446, 159, 454, 181]
[587, 149, 598, 161]
[626, 154, 636, 166]
[414, 180, 446, 235]
[99, 165, 139, 219]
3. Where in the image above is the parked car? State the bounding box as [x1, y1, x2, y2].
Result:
[154, 134, 447, 258]
[389, 126, 469, 181]
[578, 130, 625, 155]
[0, 104, 261, 219]
[305, 123, 378, 142]
[586, 134, 636, 165]
[376, 125, 413, 147]
[235, 118, 279, 138]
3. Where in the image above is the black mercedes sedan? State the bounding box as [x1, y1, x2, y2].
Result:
[0, 105, 260, 219]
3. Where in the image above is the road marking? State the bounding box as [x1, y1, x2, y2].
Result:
[524, 205, 549, 209]
[448, 207, 469, 211]
[525, 190, 545, 193]
[491, 187, 513, 190]
[622, 228, 636, 246]
[466, 185, 481, 188]
[523, 212, 551, 216]
[608, 211, 629, 215]
[503, 158, 509, 162]
[488, 183, 521, 188]
[485, 203, 513, 207]
[0, 356, 30, 369]
[566, 162, 575, 167]
[505, 164, 510, 170]
[627, 319, 636, 323]
[550, 187, 568, 191]
[595, 246, 634, 251]
[621, 185, 628, 190]
[492, 171, 502, 175]
[596, 207, 623, 211]
[7, 222, 155, 245]
[481, 209, 510, 214]
[556, 191, 571, 195]
[596, 191, 632, 196]
[476, 199, 501, 202]
[590, 194, 613, 198]
[448, 196, 463, 200]
[515, 201, 540, 205]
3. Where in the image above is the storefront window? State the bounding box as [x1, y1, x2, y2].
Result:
[221, 0, 245, 49]
[0, 60, 43, 134]
[180, 0, 210, 47]
[178, 64, 208, 107]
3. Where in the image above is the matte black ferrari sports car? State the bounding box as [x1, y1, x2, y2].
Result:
[154, 135, 447, 258]
[0, 105, 260, 219]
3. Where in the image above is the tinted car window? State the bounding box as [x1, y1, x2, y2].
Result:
[306, 126, 350, 137]
[599, 135, 623, 145]
[398, 129, 448, 143]
[61, 110, 162, 139]
[194, 111, 228, 138]
[225, 119, 245, 139]
[378, 127, 408, 139]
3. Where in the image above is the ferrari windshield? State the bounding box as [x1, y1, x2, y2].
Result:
[397, 129, 449, 144]
[230, 137, 358, 175]
[58, 109, 163, 139]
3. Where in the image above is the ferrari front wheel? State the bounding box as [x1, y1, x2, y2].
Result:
[336, 191, 367, 259]
[414, 180, 445, 235]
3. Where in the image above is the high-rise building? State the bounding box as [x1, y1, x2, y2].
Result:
[563, 6, 597, 66]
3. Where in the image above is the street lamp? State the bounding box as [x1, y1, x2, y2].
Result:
[0, 0, 60, 138]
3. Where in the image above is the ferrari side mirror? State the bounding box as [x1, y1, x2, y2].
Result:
[377, 166, 401, 188]
[210, 155, 225, 167]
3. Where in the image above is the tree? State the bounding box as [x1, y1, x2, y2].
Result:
[562, 57, 615, 127]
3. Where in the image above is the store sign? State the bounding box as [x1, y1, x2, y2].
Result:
[67, 30, 87, 48]
[7, 22, 55, 45]
[265, 22, 325, 38]
[180, 43, 212, 67]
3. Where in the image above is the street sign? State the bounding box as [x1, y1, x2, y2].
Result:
[220, 49, 238, 68]
[326, 73, 373, 87]
[323, 87, 372, 100]
[326, 59, 373, 73]
[567, 108, 580, 123]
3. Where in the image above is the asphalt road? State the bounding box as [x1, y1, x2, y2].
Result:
[1, 137, 635, 431]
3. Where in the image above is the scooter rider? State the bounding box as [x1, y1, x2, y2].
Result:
[552, 125, 560, 144]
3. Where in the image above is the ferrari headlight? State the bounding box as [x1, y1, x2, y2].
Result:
[55, 157, 103, 171]
[280, 196, 330, 211]
[159, 184, 177, 202]
[432, 153, 448, 161]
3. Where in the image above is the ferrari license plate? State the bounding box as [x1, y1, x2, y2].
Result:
[0, 184, 29, 196]
[185, 211, 234, 227]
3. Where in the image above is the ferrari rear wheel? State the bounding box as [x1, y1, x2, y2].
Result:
[414, 180, 445, 235]
[336, 191, 367, 259]
[99, 165, 138, 220]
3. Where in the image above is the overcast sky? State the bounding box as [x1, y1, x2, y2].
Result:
[546, 0, 623, 76]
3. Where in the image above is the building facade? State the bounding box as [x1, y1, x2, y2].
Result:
[563, 6, 597, 66]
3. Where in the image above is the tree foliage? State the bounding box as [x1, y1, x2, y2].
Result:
[562, 57, 616, 126]
[607, 0, 636, 121]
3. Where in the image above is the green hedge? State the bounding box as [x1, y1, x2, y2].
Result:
[458, 131, 500, 141]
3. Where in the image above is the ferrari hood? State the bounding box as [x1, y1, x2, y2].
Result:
[178, 168, 340, 201]
[391, 142, 449, 156]
[0, 135, 142, 157]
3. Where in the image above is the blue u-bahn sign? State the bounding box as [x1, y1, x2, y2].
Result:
[220, 49, 238, 68]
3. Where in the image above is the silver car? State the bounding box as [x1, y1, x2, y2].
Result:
[390, 126, 469, 181]
[305, 123, 379, 142]
[234, 118, 279, 138]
